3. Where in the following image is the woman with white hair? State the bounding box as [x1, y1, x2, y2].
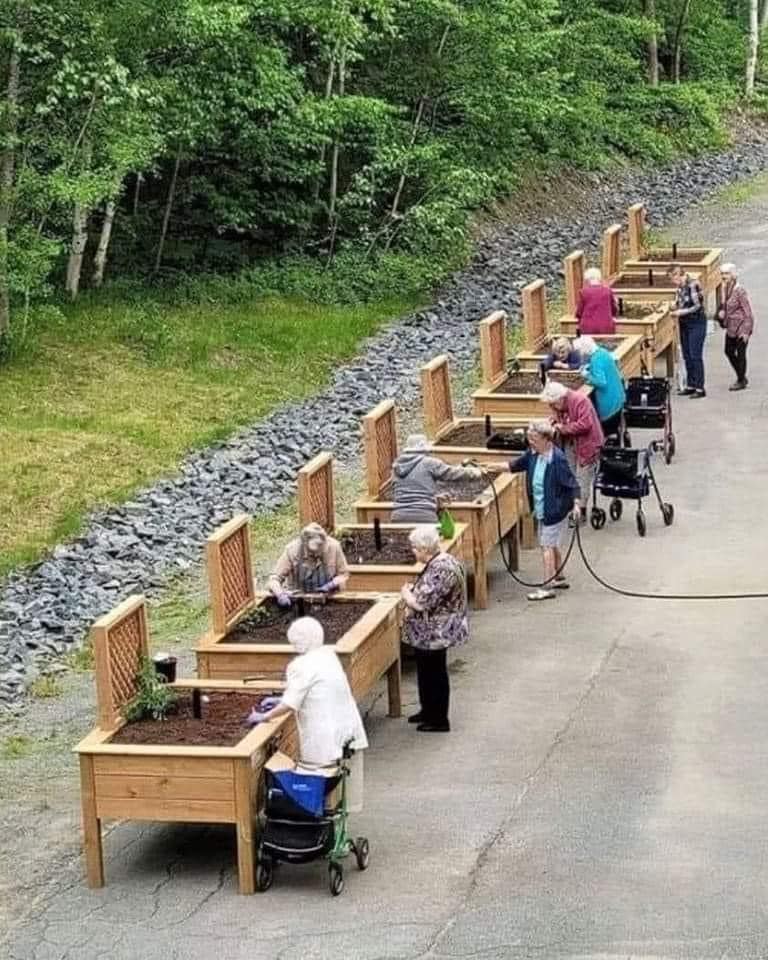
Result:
[269, 523, 349, 607]
[540, 380, 604, 514]
[391, 434, 483, 524]
[575, 267, 617, 335]
[573, 335, 626, 438]
[505, 420, 581, 601]
[400, 525, 469, 732]
[256, 617, 368, 766]
[717, 263, 754, 391]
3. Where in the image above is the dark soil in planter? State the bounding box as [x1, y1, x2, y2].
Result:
[611, 273, 675, 290]
[636, 249, 706, 262]
[110, 691, 271, 747]
[435, 423, 527, 448]
[617, 301, 661, 318]
[340, 528, 419, 564]
[593, 338, 624, 351]
[226, 598, 376, 645]
[490, 370, 585, 394]
[380, 472, 500, 505]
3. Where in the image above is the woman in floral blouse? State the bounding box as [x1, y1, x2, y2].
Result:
[400, 525, 468, 733]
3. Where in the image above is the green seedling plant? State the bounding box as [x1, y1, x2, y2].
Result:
[29, 675, 63, 699]
[123, 657, 178, 722]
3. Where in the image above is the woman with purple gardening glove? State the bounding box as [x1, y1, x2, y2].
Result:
[268, 523, 350, 598]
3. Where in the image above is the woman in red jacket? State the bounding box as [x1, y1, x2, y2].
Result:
[717, 263, 754, 391]
[576, 267, 617, 335]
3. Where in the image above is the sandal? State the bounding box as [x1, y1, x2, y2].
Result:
[527, 589, 556, 602]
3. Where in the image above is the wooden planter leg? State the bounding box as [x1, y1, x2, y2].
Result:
[665, 344, 675, 379]
[505, 525, 520, 572]
[521, 514, 536, 550]
[79, 756, 105, 888]
[386, 659, 402, 718]
[234, 761, 255, 895]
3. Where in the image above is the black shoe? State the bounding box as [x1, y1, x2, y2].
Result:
[677, 387, 695, 396]
[408, 712, 424, 724]
[689, 389, 706, 399]
[729, 381, 746, 392]
[416, 722, 450, 733]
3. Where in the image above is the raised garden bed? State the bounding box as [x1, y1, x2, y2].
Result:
[198, 513, 403, 716]
[76, 596, 292, 896]
[355, 396, 523, 607]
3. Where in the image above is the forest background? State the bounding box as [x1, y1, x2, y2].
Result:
[1, 0, 767, 572]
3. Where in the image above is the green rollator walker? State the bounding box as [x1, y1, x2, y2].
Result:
[256, 743, 369, 896]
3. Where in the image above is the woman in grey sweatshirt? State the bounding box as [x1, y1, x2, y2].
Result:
[391, 435, 483, 523]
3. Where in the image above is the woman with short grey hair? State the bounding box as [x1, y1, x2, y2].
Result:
[400, 525, 469, 732]
[717, 262, 754, 391]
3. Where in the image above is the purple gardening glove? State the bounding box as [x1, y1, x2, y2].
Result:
[317, 579, 338, 594]
[275, 591, 292, 608]
[246, 708, 263, 727]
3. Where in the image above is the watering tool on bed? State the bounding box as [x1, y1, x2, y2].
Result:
[373, 517, 383, 552]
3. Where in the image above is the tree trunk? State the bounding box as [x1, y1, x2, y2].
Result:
[92, 198, 117, 288]
[132, 172, 142, 216]
[671, 0, 692, 83]
[65, 201, 90, 299]
[154, 151, 181, 275]
[0, 35, 21, 337]
[312, 54, 336, 210]
[761, 0, 768, 33]
[644, 0, 659, 86]
[747, 0, 760, 96]
[326, 48, 346, 260]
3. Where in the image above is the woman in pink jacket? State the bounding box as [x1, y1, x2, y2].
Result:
[718, 263, 754, 392]
[575, 268, 617, 335]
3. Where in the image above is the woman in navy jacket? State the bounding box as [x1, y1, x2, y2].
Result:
[496, 420, 581, 601]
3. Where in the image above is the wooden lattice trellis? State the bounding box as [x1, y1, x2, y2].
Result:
[627, 202, 647, 259]
[602, 224, 622, 280]
[362, 400, 399, 497]
[93, 595, 150, 730]
[298, 451, 336, 531]
[563, 250, 585, 316]
[421, 355, 455, 438]
[521, 279, 548, 352]
[206, 515, 255, 635]
[479, 310, 508, 387]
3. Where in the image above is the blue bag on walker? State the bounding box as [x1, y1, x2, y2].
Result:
[271, 770, 327, 817]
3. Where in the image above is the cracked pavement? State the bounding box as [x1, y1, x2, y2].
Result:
[5, 194, 768, 959]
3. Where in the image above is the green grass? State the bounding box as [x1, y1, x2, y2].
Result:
[2, 735, 34, 759]
[28, 675, 64, 699]
[0, 292, 419, 574]
[65, 642, 95, 673]
[702, 171, 768, 207]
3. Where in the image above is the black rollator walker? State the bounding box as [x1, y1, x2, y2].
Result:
[590, 442, 674, 538]
[623, 375, 676, 465]
[256, 742, 369, 896]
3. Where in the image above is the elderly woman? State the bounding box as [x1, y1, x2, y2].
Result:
[268, 523, 349, 607]
[400, 525, 469, 733]
[257, 617, 368, 766]
[573, 335, 626, 438]
[668, 263, 707, 399]
[541, 380, 604, 514]
[391, 434, 482, 524]
[543, 335, 582, 372]
[506, 421, 581, 601]
[575, 267, 617, 335]
[718, 263, 754, 391]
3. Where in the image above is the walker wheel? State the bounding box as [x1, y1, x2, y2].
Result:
[609, 499, 623, 522]
[662, 503, 675, 526]
[636, 511, 647, 537]
[256, 857, 274, 893]
[590, 508, 607, 530]
[329, 862, 345, 896]
[354, 837, 370, 871]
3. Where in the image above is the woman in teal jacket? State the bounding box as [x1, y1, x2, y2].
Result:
[574, 335, 625, 437]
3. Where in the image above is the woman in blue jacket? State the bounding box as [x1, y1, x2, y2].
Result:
[574, 335, 626, 438]
[505, 421, 581, 602]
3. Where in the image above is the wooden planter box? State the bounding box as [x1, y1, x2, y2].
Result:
[295, 451, 466, 603]
[559, 301, 676, 378]
[353, 400, 521, 608]
[470, 310, 592, 419]
[200, 512, 403, 717]
[75, 596, 294, 896]
[624, 202, 723, 304]
[420, 354, 534, 548]
[513, 279, 645, 379]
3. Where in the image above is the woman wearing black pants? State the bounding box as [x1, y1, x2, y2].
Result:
[669, 264, 707, 399]
[400, 526, 469, 733]
[718, 263, 754, 391]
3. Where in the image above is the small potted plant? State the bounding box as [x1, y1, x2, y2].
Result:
[123, 656, 178, 722]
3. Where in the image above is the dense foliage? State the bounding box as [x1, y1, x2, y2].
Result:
[0, 0, 765, 344]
